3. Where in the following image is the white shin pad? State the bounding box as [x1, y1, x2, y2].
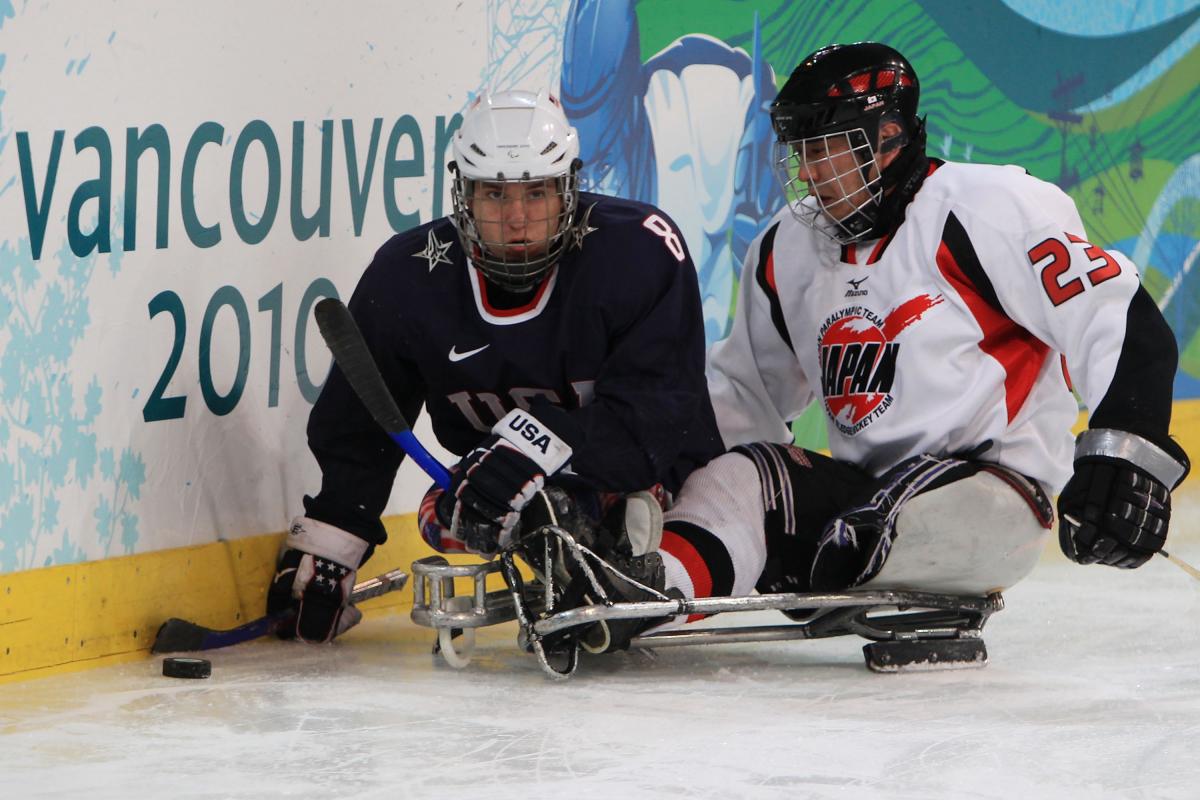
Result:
[659, 452, 768, 603]
[859, 470, 1051, 595]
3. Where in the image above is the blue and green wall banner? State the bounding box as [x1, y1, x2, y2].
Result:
[2, 0, 1197, 679]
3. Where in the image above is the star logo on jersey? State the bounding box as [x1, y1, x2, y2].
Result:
[817, 294, 944, 436]
[569, 203, 599, 251]
[414, 230, 453, 271]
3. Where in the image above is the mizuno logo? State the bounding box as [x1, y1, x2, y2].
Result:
[845, 276, 869, 298]
[449, 344, 490, 362]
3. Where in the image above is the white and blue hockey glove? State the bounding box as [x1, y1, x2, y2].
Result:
[438, 408, 575, 555]
[1058, 429, 1189, 569]
[266, 516, 370, 643]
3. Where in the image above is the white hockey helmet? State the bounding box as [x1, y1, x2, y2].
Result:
[450, 89, 582, 290]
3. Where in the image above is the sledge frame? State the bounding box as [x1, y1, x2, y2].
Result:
[410, 555, 1003, 675]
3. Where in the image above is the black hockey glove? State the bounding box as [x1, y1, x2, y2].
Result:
[266, 517, 369, 642]
[440, 408, 576, 555]
[1058, 429, 1189, 569]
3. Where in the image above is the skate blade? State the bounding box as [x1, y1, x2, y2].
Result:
[863, 638, 988, 673]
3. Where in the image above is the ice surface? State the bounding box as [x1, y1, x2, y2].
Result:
[2, 548, 1198, 800]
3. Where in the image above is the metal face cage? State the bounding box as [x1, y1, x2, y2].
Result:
[450, 171, 580, 291]
[772, 127, 883, 244]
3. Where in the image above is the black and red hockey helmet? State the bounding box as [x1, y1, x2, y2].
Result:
[770, 42, 921, 148]
[769, 42, 926, 242]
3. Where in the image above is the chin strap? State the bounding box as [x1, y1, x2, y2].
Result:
[866, 119, 930, 239]
[835, 120, 930, 243]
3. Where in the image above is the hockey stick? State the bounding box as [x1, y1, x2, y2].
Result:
[314, 297, 451, 490]
[151, 568, 410, 653]
[1162, 550, 1200, 582]
[1062, 513, 1199, 581]
[152, 300, 447, 654]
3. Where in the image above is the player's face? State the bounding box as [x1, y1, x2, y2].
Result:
[793, 133, 880, 222]
[470, 179, 564, 260]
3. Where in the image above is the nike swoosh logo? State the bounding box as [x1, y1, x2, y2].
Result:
[449, 344, 490, 362]
[273, 566, 297, 584]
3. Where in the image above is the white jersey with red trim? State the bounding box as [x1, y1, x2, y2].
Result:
[708, 160, 1143, 493]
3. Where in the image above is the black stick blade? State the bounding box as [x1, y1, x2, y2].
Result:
[313, 298, 412, 436]
[152, 614, 280, 654]
[152, 618, 210, 653]
[150, 570, 409, 654]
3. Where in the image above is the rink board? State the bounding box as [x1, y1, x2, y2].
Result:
[0, 514, 428, 683]
[4, 401, 1199, 683]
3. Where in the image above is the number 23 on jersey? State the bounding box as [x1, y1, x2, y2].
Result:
[1028, 233, 1123, 307]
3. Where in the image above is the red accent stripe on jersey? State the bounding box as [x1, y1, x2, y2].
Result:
[865, 233, 892, 265]
[765, 249, 777, 293]
[475, 267, 555, 317]
[927, 159, 941, 177]
[1060, 355, 1074, 392]
[843, 237, 892, 266]
[935, 241, 1049, 423]
[660, 528, 711, 623]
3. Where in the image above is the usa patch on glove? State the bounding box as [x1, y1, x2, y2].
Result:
[444, 408, 575, 554]
[492, 408, 574, 474]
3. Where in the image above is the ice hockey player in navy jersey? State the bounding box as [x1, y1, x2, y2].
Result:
[544, 41, 1191, 653]
[267, 89, 723, 643]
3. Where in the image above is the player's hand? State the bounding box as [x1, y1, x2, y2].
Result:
[1058, 464, 1171, 568]
[266, 517, 369, 642]
[444, 408, 575, 555]
[1058, 430, 1189, 569]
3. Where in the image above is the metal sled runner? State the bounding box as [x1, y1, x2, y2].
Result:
[410, 546, 1004, 679]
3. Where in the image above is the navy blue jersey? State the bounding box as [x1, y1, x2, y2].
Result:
[304, 193, 724, 544]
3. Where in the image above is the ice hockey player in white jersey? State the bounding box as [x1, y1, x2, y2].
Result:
[546, 41, 1191, 653]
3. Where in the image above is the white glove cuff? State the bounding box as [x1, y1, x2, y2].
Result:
[491, 408, 573, 475]
[285, 516, 370, 567]
[1074, 429, 1188, 490]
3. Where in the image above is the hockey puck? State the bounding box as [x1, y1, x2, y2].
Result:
[162, 656, 211, 679]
